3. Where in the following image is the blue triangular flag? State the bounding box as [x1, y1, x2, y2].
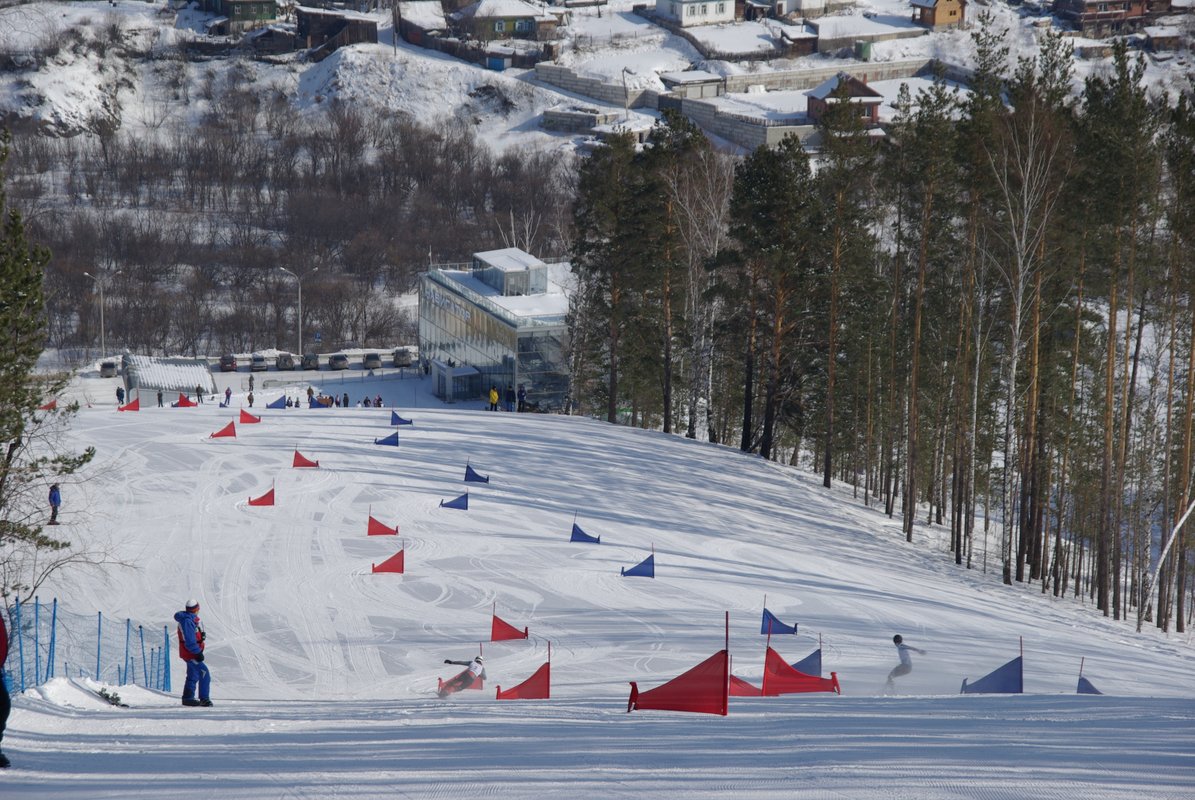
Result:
[440, 492, 469, 510]
[570, 523, 600, 544]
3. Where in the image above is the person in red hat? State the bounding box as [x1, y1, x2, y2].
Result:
[174, 599, 213, 707]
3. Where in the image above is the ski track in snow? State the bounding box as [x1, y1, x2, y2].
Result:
[5, 376, 1195, 797]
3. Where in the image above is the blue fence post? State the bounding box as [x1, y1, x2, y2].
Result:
[34, 597, 41, 686]
[47, 598, 58, 680]
[14, 599, 25, 693]
[139, 626, 148, 689]
[150, 647, 158, 691]
[123, 618, 131, 686]
[96, 611, 102, 681]
[162, 625, 171, 693]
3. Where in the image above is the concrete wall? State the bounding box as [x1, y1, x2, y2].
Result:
[723, 58, 933, 93]
[534, 63, 653, 108]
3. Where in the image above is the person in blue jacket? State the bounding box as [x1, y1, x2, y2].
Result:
[48, 483, 61, 525]
[174, 599, 213, 707]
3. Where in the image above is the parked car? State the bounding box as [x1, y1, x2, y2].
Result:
[301, 352, 320, 370]
[99, 361, 118, 378]
[219, 354, 237, 372]
[276, 352, 295, 370]
[392, 347, 414, 368]
[328, 353, 349, 370]
[362, 352, 382, 370]
[250, 353, 268, 372]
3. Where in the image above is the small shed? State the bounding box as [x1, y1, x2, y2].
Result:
[911, 0, 966, 29]
[296, 6, 380, 54]
[659, 70, 725, 99]
[806, 72, 883, 126]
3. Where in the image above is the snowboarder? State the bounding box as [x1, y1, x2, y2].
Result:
[174, 599, 213, 707]
[48, 483, 61, 525]
[0, 610, 11, 768]
[439, 654, 485, 697]
[488, 386, 499, 411]
[886, 634, 926, 692]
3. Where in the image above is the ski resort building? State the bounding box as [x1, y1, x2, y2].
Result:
[418, 248, 572, 410]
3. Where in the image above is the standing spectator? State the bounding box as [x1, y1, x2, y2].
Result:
[224, 387, 232, 406]
[248, 374, 255, 392]
[375, 394, 383, 408]
[195, 385, 204, 404]
[0, 609, 11, 767]
[247, 391, 254, 408]
[504, 384, 516, 412]
[48, 483, 61, 525]
[343, 392, 350, 408]
[174, 599, 213, 707]
[517, 384, 526, 412]
[363, 397, 371, 407]
[116, 386, 125, 405]
[157, 389, 164, 408]
[488, 385, 499, 411]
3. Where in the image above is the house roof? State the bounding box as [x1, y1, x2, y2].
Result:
[474, 247, 546, 272]
[455, 0, 555, 21]
[910, 0, 938, 8]
[659, 70, 723, 85]
[807, 72, 883, 102]
[398, 0, 448, 30]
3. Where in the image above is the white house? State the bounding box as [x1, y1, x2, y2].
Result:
[654, 0, 735, 27]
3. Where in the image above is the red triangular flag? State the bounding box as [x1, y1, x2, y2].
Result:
[729, 675, 762, 696]
[117, 397, 140, 412]
[367, 515, 398, 536]
[371, 549, 405, 573]
[175, 393, 197, 408]
[210, 421, 237, 439]
[761, 647, 840, 696]
[491, 614, 529, 641]
[496, 662, 550, 700]
[627, 649, 729, 716]
[239, 409, 261, 424]
[292, 450, 319, 468]
[248, 487, 275, 506]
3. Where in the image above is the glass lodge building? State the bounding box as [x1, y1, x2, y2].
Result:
[418, 248, 572, 411]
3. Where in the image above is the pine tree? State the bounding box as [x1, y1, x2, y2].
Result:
[0, 131, 96, 600]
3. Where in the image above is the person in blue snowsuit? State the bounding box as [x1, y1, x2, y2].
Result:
[886, 634, 926, 691]
[48, 483, 61, 525]
[175, 599, 213, 707]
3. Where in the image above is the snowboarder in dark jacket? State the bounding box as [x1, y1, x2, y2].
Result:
[439, 655, 485, 697]
[175, 599, 213, 707]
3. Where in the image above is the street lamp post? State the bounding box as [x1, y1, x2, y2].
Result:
[83, 270, 122, 359]
[279, 267, 318, 357]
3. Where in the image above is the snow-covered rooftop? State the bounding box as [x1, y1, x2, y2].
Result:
[398, 0, 448, 29]
[475, 247, 547, 272]
[456, 0, 556, 21]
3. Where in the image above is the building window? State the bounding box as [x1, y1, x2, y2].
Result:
[701, 3, 708, 13]
[717, 1, 725, 11]
[494, 19, 506, 32]
[671, 1, 677, 14]
[686, 4, 695, 15]
[515, 18, 532, 31]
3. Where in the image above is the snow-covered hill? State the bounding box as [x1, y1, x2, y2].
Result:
[2, 371, 1192, 798]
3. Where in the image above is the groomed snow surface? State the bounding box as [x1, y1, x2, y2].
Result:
[3, 371, 1193, 798]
